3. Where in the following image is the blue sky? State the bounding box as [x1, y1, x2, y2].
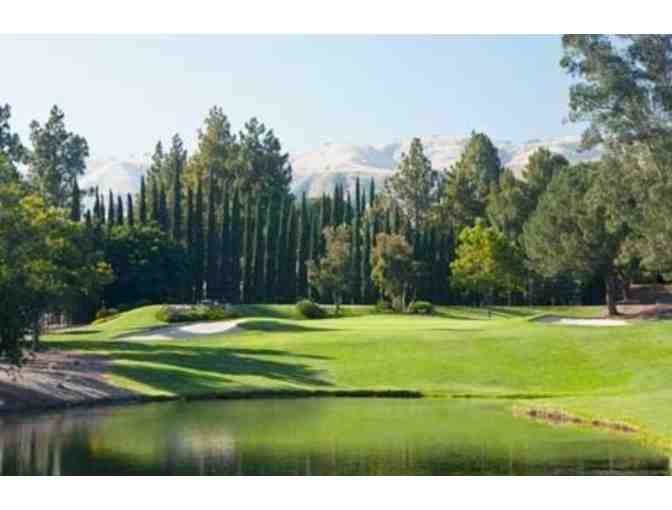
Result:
[1, 35, 581, 158]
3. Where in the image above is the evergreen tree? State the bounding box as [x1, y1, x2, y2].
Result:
[185, 187, 195, 302]
[126, 193, 134, 227]
[218, 184, 231, 301]
[85, 210, 92, 229]
[69, 180, 81, 222]
[158, 182, 169, 232]
[139, 175, 147, 225]
[352, 177, 362, 303]
[116, 195, 123, 226]
[361, 217, 372, 303]
[171, 143, 184, 243]
[296, 193, 310, 299]
[206, 173, 219, 299]
[193, 180, 205, 302]
[274, 195, 288, 302]
[285, 203, 298, 303]
[230, 187, 242, 304]
[151, 176, 159, 223]
[252, 197, 265, 302]
[107, 190, 115, 230]
[241, 195, 254, 303]
[263, 199, 275, 302]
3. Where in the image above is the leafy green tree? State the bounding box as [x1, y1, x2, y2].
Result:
[103, 224, 189, 307]
[451, 221, 525, 304]
[307, 225, 352, 314]
[27, 106, 89, 208]
[371, 233, 417, 311]
[435, 165, 484, 232]
[386, 138, 438, 230]
[454, 131, 502, 200]
[0, 185, 111, 362]
[523, 163, 628, 315]
[523, 148, 569, 204]
[0, 104, 26, 172]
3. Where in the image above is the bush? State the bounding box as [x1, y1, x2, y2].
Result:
[374, 299, 394, 313]
[95, 307, 119, 320]
[408, 301, 434, 315]
[157, 305, 241, 323]
[295, 299, 327, 319]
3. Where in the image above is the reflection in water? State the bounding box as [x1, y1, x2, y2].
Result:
[0, 398, 668, 475]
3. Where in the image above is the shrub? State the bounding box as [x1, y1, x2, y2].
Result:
[374, 299, 394, 313]
[157, 305, 241, 323]
[408, 301, 434, 315]
[295, 299, 327, 319]
[96, 307, 119, 320]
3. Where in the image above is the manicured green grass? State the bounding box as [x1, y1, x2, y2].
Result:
[45, 304, 672, 450]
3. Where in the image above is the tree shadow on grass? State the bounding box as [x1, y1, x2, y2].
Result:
[47, 340, 333, 395]
[239, 320, 336, 333]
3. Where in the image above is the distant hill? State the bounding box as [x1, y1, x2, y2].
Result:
[79, 135, 602, 199]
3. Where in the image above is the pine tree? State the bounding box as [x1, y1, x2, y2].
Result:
[116, 195, 124, 226]
[69, 180, 81, 222]
[193, 180, 205, 302]
[230, 187, 242, 304]
[127, 193, 134, 227]
[361, 217, 372, 303]
[139, 175, 147, 225]
[206, 173, 218, 299]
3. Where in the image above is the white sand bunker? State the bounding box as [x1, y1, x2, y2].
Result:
[125, 319, 246, 341]
[535, 315, 628, 327]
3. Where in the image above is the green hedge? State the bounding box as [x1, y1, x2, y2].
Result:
[156, 305, 241, 323]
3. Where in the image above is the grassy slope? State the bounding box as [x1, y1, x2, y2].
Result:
[45, 303, 672, 448]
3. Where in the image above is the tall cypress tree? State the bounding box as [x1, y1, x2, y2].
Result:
[285, 202, 298, 303]
[296, 193, 309, 299]
[274, 194, 288, 303]
[158, 182, 168, 232]
[252, 197, 265, 302]
[352, 179, 362, 303]
[151, 176, 159, 223]
[230, 187, 242, 304]
[206, 173, 218, 299]
[127, 193, 134, 227]
[70, 180, 81, 222]
[85, 209, 92, 229]
[93, 187, 101, 222]
[139, 175, 147, 225]
[219, 184, 231, 302]
[107, 190, 115, 230]
[361, 217, 372, 303]
[241, 195, 254, 303]
[193, 180, 205, 302]
[262, 199, 275, 303]
[185, 187, 195, 303]
[116, 195, 124, 226]
[172, 159, 183, 243]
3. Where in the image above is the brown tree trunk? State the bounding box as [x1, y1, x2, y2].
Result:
[605, 272, 619, 316]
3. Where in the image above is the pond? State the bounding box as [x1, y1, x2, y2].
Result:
[0, 398, 667, 475]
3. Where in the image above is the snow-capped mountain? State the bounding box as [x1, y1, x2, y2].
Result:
[80, 135, 602, 199]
